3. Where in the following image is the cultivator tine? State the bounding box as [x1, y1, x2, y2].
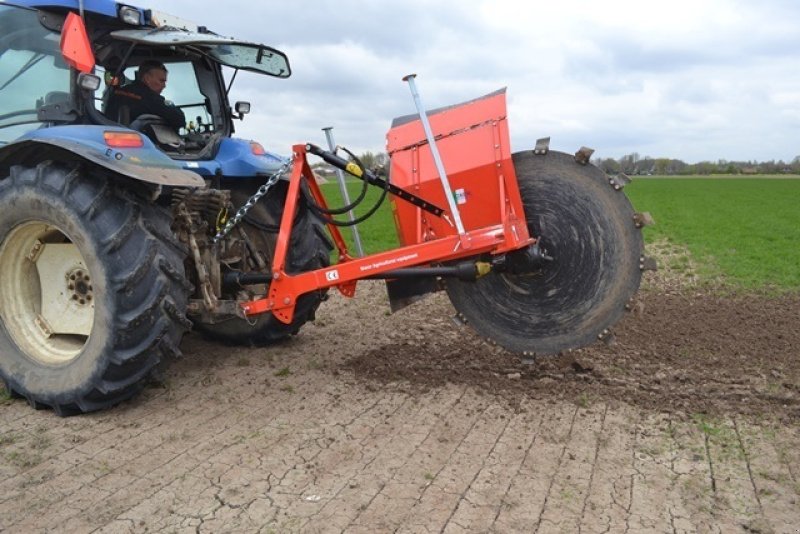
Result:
[639, 256, 658, 272]
[574, 146, 594, 165]
[633, 212, 655, 228]
[534, 137, 550, 155]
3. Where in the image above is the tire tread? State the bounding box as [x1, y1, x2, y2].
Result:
[0, 161, 190, 415]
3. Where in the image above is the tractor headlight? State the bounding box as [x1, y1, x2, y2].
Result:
[119, 6, 143, 25]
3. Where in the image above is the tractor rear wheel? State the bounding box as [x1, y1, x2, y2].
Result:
[445, 150, 644, 355]
[194, 181, 331, 345]
[0, 162, 191, 415]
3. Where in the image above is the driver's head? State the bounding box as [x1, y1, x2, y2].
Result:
[138, 60, 168, 94]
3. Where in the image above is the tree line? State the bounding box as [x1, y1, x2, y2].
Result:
[594, 153, 800, 176]
[315, 151, 800, 177]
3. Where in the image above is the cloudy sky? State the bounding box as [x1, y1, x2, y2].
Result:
[155, 0, 800, 163]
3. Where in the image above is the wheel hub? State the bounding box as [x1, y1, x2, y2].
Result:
[67, 268, 93, 306]
[0, 222, 94, 365]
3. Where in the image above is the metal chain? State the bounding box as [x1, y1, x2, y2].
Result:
[212, 162, 291, 243]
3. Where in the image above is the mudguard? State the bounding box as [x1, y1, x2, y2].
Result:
[0, 125, 204, 188]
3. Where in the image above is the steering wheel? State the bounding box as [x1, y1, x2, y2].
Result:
[129, 113, 169, 132]
[129, 114, 183, 148]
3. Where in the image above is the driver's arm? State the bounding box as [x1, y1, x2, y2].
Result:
[141, 91, 185, 131]
[156, 98, 186, 131]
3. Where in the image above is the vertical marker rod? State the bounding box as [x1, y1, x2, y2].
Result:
[322, 126, 365, 257]
[402, 74, 466, 236]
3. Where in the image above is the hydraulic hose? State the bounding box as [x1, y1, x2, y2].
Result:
[303, 145, 391, 228]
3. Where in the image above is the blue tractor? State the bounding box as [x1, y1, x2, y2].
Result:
[0, 0, 331, 414]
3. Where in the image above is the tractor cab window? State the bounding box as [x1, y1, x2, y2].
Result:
[162, 62, 214, 134]
[102, 60, 218, 155]
[0, 5, 71, 145]
[112, 61, 213, 133]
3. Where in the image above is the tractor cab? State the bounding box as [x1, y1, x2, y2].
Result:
[97, 24, 290, 157]
[0, 3, 72, 144]
[0, 1, 290, 162]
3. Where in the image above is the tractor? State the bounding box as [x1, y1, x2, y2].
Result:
[0, 0, 653, 415]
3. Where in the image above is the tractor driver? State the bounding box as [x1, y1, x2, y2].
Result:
[105, 60, 186, 132]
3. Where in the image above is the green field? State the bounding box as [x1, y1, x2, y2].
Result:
[320, 176, 800, 291]
[318, 181, 400, 254]
[626, 177, 800, 291]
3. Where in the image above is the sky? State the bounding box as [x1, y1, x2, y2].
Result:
[153, 0, 800, 164]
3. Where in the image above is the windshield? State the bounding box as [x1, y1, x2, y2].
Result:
[0, 5, 71, 144]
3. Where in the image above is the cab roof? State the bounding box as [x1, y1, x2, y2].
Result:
[2, 0, 291, 77]
[3, 0, 121, 18]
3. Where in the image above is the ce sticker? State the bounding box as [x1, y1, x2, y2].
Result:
[325, 270, 340, 282]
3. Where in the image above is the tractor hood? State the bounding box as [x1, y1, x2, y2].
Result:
[110, 27, 290, 78]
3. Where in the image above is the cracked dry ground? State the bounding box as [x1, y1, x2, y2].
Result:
[1, 282, 799, 533]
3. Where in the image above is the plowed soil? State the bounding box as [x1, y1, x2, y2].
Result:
[346, 290, 800, 422]
[2, 278, 799, 532]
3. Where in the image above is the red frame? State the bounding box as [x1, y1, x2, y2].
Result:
[241, 143, 533, 324]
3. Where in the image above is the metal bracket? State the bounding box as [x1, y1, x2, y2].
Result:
[574, 146, 595, 166]
[534, 137, 550, 155]
[609, 173, 631, 190]
[597, 328, 616, 346]
[633, 212, 655, 228]
[26, 239, 44, 263]
[639, 256, 658, 271]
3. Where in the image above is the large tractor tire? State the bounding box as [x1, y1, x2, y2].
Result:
[446, 150, 644, 355]
[0, 161, 191, 415]
[194, 180, 331, 345]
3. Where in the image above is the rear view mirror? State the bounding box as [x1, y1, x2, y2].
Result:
[235, 101, 250, 120]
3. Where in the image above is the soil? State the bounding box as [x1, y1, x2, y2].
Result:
[2, 270, 799, 532]
[344, 289, 800, 422]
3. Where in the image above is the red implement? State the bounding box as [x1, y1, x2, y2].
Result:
[242, 89, 534, 324]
